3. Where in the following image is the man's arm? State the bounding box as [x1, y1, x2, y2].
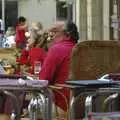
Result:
[39, 46, 59, 84]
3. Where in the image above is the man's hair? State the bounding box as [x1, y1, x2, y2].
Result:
[18, 16, 26, 23]
[64, 21, 79, 43]
[50, 21, 65, 32]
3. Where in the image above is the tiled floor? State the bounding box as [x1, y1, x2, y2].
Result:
[21, 118, 29, 120]
[0, 114, 10, 120]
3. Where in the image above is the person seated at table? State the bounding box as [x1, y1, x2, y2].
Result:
[3, 22, 46, 117]
[16, 21, 46, 74]
[3, 27, 16, 48]
[39, 21, 79, 115]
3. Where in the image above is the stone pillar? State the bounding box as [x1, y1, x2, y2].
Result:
[103, 0, 110, 40]
[87, 0, 103, 40]
[76, 0, 87, 41]
[75, 0, 80, 33]
[87, 0, 92, 40]
[112, 0, 119, 40]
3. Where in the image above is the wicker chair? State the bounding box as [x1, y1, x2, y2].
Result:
[70, 40, 120, 80]
[49, 85, 68, 120]
[69, 40, 120, 119]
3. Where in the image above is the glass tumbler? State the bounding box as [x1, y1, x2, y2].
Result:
[34, 61, 41, 75]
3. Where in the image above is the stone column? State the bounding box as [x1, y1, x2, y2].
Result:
[76, 0, 87, 41]
[112, 0, 119, 40]
[103, 0, 110, 40]
[87, 0, 103, 40]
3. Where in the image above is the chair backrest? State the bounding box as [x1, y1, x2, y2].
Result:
[69, 40, 120, 80]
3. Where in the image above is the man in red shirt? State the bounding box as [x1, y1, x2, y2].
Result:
[39, 21, 79, 112]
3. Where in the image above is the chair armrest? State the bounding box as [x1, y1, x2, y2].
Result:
[48, 85, 64, 90]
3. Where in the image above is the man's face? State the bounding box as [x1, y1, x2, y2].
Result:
[46, 30, 63, 49]
[51, 30, 62, 40]
[50, 22, 65, 40]
[50, 25, 65, 40]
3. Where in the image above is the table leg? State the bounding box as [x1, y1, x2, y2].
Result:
[3, 90, 20, 120]
[44, 88, 53, 120]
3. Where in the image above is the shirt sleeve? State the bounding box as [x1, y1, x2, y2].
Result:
[40, 50, 46, 65]
[39, 46, 59, 84]
[16, 49, 29, 65]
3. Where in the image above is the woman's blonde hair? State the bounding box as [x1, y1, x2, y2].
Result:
[31, 21, 43, 30]
[29, 22, 48, 50]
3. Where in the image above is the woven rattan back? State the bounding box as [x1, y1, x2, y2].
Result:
[70, 40, 120, 80]
[69, 40, 120, 119]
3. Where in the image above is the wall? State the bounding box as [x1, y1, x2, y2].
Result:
[18, 0, 56, 29]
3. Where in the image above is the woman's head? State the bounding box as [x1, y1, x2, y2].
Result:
[26, 21, 45, 49]
[29, 21, 43, 39]
[18, 16, 26, 25]
[31, 21, 43, 30]
[6, 27, 15, 36]
[64, 21, 79, 43]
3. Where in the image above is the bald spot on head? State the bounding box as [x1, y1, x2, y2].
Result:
[50, 21, 65, 33]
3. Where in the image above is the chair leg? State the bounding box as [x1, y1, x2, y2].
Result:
[55, 105, 59, 120]
[48, 86, 69, 120]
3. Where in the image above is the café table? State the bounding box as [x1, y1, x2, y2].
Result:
[0, 74, 52, 120]
[56, 80, 120, 120]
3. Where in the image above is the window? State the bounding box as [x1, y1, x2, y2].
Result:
[56, 0, 67, 20]
[0, 0, 18, 30]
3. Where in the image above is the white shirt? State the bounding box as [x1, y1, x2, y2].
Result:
[0, 19, 4, 31]
[3, 35, 15, 48]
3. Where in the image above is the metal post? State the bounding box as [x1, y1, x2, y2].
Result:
[2, 0, 5, 31]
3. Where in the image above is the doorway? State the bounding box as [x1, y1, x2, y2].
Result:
[0, 0, 18, 31]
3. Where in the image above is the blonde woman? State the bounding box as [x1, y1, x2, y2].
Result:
[16, 21, 46, 74]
